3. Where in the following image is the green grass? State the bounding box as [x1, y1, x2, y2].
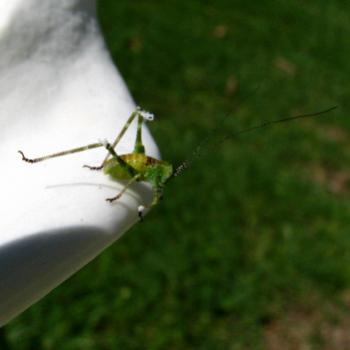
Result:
[3, 1, 350, 349]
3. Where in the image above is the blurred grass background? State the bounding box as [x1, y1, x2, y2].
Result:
[3, 0, 350, 349]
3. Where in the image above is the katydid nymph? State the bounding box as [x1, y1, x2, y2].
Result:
[18, 105, 337, 220]
[18, 108, 172, 220]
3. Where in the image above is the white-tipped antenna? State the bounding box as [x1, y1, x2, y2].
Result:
[171, 105, 338, 179]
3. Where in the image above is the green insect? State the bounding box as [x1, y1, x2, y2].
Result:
[18, 105, 337, 220]
[18, 108, 173, 220]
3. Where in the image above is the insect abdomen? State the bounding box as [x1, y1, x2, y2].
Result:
[121, 153, 160, 171]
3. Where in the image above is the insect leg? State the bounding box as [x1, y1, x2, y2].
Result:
[151, 185, 164, 207]
[105, 174, 141, 202]
[137, 185, 164, 221]
[99, 110, 139, 167]
[133, 114, 145, 154]
[86, 110, 145, 170]
[18, 142, 103, 164]
[104, 142, 138, 177]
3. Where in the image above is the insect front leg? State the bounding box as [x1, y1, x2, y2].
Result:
[137, 185, 164, 221]
[151, 185, 164, 206]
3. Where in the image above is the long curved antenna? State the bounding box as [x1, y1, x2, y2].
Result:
[166, 86, 261, 181]
[171, 105, 338, 179]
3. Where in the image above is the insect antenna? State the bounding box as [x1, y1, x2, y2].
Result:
[171, 104, 338, 179]
[166, 85, 262, 180]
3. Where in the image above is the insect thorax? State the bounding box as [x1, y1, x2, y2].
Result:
[103, 153, 173, 184]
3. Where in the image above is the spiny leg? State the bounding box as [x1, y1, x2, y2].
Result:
[18, 142, 103, 164]
[84, 110, 140, 170]
[106, 174, 141, 202]
[104, 142, 138, 177]
[100, 110, 140, 166]
[85, 108, 151, 170]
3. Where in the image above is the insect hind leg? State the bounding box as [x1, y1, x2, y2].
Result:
[99, 110, 140, 167]
[18, 142, 103, 164]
